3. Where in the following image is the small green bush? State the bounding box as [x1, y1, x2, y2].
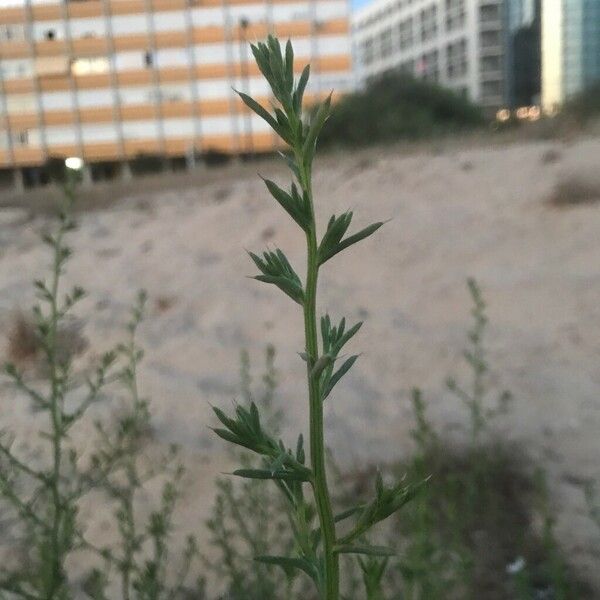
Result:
[563, 82, 600, 123]
[319, 73, 484, 148]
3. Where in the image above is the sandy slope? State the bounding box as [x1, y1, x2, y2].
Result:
[0, 135, 599, 589]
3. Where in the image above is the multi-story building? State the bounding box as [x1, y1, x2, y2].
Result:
[0, 0, 352, 183]
[352, 0, 507, 113]
[541, 0, 600, 111]
[504, 0, 540, 108]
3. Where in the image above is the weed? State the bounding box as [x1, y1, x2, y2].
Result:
[0, 172, 117, 598]
[0, 173, 198, 600]
[84, 293, 201, 600]
[548, 172, 600, 207]
[210, 36, 419, 600]
[203, 346, 295, 599]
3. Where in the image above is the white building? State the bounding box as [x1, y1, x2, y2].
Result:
[352, 0, 506, 113]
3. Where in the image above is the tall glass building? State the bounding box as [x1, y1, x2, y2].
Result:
[505, 0, 541, 108]
[542, 0, 600, 110]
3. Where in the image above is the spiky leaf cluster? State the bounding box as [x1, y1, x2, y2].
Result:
[249, 249, 304, 305]
[339, 474, 426, 546]
[317, 315, 362, 401]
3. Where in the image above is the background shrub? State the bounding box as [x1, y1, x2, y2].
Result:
[319, 73, 485, 148]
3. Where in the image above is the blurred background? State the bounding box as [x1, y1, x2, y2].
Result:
[0, 0, 600, 598]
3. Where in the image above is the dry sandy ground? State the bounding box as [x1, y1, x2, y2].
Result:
[0, 134, 599, 590]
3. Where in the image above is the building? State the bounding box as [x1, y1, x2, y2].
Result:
[505, 0, 541, 108]
[352, 0, 507, 113]
[541, 0, 600, 111]
[0, 0, 353, 184]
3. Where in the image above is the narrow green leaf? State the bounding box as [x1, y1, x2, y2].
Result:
[334, 505, 363, 523]
[302, 93, 332, 168]
[285, 39, 294, 92]
[233, 468, 309, 482]
[255, 555, 318, 581]
[254, 275, 304, 305]
[320, 221, 385, 265]
[322, 355, 359, 400]
[334, 544, 396, 557]
[237, 91, 277, 129]
[294, 64, 310, 112]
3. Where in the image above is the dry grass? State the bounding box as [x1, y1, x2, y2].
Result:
[548, 171, 600, 207]
[6, 311, 88, 369]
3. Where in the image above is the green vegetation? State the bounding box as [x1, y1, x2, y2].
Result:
[319, 72, 484, 147]
[563, 82, 600, 123]
[0, 36, 596, 600]
[210, 35, 415, 600]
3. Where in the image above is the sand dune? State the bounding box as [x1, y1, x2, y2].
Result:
[0, 135, 599, 589]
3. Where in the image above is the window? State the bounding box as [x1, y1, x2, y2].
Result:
[399, 17, 413, 50]
[420, 5, 438, 42]
[480, 4, 500, 22]
[0, 60, 33, 80]
[362, 37, 375, 66]
[71, 56, 109, 76]
[417, 50, 439, 82]
[1, 130, 30, 149]
[480, 30, 500, 48]
[446, 38, 468, 78]
[445, 0, 465, 32]
[0, 24, 25, 42]
[481, 55, 501, 71]
[380, 27, 393, 58]
[482, 80, 501, 96]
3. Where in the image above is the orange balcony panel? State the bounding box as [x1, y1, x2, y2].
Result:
[74, 72, 112, 89]
[155, 31, 187, 48]
[67, 1, 103, 19]
[7, 113, 39, 129]
[12, 147, 45, 166]
[158, 66, 191, 83]
[83, 142, 121, 160]
[160, 102, 193, 118]
[153, 0, 187, 12]
[43, 110, 77, 126]
[319, 18, 349, 35]
[79, 107, 115, 123]
[191, 26, 225, 44]
[195, 63, 227, 79]
[35, 40, 68, 57]
[0, 7, 25, 25]
[4, 79, 35, 94]
[0, 41, 29, 59]
[113, 33, 149, 52]
[47, 144, 78, 159]
[120, 104, 156, 120]
[31, 4, 62, 21]
[72, 37, 109, 55]
[116, 70, 152, 86]
[124, 139, 162, 156]
[200, 98, 231, 115]
[39, 76, 71, 92]
[109, 0, 146, 16]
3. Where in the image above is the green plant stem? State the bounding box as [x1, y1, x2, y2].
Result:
[299, 155, 339, 599]
[48, 215, 65, 597]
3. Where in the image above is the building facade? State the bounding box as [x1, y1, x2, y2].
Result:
[352, 0, 507, 113]
[504, 0, 540, 108]
[541, 0, 600, 110]
[0, 0, 353, 176]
